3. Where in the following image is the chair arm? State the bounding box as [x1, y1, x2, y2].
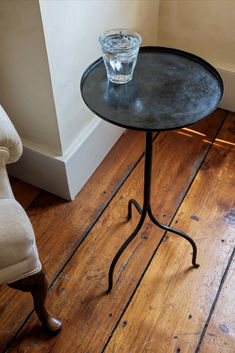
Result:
[0, 105, 23, 164]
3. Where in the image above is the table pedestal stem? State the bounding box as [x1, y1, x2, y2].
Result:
[106, 131, 199, 294]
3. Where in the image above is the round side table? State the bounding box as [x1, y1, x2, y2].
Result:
[81, 46, 223, 293]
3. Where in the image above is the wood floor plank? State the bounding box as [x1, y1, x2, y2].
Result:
[8, 175, 40, 209]
[8, 176, 15, 185]
[0, 129, 147, 351]
[198, 113, 235, 353]
[27, 129, 148, 282]
[199, 254, 235, 353]
[4, 110, 227, 353]
[104, 113, 235, 353]
[11, 179, 41, 209]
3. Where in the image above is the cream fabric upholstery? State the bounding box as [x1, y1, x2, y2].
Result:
[0, 199, 42, 283]
[0, 106, 41, 284]
[0, 105, 22, 164]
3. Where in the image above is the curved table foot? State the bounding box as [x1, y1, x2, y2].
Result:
[128, 199, 142, 220]
[148, 209, 200, 268]
[106, 210, 146, 294]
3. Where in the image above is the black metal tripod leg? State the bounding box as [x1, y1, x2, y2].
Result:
[106, 211, 146, 294]
[128, 199, 143, 220]
[148, 209, 200, 268]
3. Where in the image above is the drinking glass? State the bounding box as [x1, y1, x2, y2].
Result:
[99, 28, 142, 84]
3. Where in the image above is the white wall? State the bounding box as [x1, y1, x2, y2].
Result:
[0, 0, 62, 155]
[2, 0, 234, 199]
[158, 0, 235, 71]
[3, 0, 234, 198]
[5, 0, 160, 199]
[158, 0, 235, 112]
[39, 0, 160, 154]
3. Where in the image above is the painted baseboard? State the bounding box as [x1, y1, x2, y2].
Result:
[217, 67, 235, 113]
[7, 118, 124, 200]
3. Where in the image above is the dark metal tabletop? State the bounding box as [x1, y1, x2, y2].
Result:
[81, 46, 223, 131]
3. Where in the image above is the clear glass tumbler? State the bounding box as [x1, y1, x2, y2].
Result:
[99, 29, 142, 84]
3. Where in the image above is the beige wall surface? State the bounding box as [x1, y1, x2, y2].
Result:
[1, 0, 234, 157]
[0, 0, 160, 156]
[39, 0, 160, 154]
[158, 0, 235, 71]
[0, 0, 62, 155]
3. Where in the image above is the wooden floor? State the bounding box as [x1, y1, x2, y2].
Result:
[0, 109, 234, 353]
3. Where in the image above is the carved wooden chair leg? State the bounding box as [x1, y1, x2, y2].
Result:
[8, 266, 61, 333]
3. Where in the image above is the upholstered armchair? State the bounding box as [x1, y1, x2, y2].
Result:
[0, 106, 61, 332]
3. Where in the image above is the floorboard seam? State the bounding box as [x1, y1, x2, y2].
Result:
[2, 133, 159, 353]
[100, 112, 229, 352]
[164, 111, 228, 222]
[194, 247, 235, 353]
[100, 230, 168, 353]
[25, 190, 43, 212]
[2, 309, 34, 353]
[3, 113, 228, 352]
[48, 133, 160, 292]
